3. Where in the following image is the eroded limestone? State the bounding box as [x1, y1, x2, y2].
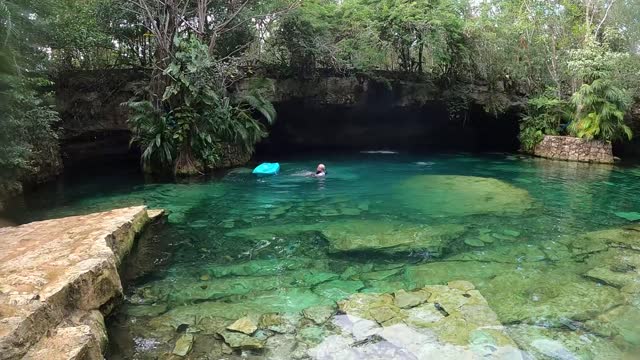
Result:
[0, 206, 162, 360]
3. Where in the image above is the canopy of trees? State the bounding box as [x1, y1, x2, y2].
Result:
[1, 0, 640, 181]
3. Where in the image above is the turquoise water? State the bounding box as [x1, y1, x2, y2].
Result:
[8, 152, 640, 359]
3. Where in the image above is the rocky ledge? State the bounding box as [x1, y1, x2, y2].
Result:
[534, 135, 614, 164]
[0, 206, 164, 360]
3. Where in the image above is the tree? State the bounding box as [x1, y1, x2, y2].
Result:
[0, 0, 61, 196]
[519, 94, 573, 152]
[125, 25, 278, 175]
[566, 37, 633, 142]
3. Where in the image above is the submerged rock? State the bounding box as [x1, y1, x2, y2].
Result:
[393, 289, 429, 309]
[507, 324, 625, 360]
[320, 220, 465, 256]
[296, 326, 326, 345]
[406, 261, 514, 287]
[303, 305, 336, 325]
[314, 279, 365, 301]
[563, 224, 640, 255]
[464, 238, 485, 247]
[172, 333, 194, 356]
[584, 247, 640, 289]
[326, 283, 521, 358]
[614, 211, 640, 221]
[395, 175, 533, 216]
[448, 243, 548, 263]
[481, 266, 625, 325]
[220, 331, 265, 350]
[227, 316, 258, 335]
[447, 280, 475, 292]
[585, 305, 640, 346]
[530, 339, 578, 360]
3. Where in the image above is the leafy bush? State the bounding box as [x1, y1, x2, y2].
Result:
[127, 37, 275, 175]
[568, 79, 632, 142]
[519, 94, 572, 152]
[0, 0, 61, 195]
[566, 38, 633, 142]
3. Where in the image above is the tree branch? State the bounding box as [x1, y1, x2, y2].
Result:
[594, 0, 616, 37]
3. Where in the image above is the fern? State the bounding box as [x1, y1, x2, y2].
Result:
[569, 79, 632, 142]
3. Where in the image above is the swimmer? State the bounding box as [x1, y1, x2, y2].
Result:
[291, 164, 327, 178]
[315, 164, 326, 177]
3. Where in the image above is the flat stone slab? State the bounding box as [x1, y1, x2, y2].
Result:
[309, 283, 524, 359]
[0, 206, 162, 360]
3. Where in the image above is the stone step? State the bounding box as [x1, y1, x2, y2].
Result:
[0, 207, 164, 360]
[22, 311, 107, 360]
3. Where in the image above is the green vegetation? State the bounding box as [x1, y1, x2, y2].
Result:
[0, 0, 61, 199]
[1, 0, 640, 183]
[127, 37, 275, 175]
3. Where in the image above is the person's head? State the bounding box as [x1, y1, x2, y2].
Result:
[317, 164, 326, 173]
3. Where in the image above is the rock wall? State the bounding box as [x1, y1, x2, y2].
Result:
[237, 76, 524, 152]
[534, 135, 614, 164]
[55, 70, 147, 166]
[55, 70, 525, 163]
[0, 206, 164, 360]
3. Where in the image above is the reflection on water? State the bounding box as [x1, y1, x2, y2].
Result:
[7, 153, 640, 359]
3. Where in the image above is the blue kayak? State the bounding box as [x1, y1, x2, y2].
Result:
[252, 162, 280, 176]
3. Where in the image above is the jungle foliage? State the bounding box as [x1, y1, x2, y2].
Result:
[0, 0, 61, 198]
[2, 0, 640, 182]
[127, 37, 275, 175]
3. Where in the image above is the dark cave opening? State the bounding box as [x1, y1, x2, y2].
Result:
[256, 100, 521, 156]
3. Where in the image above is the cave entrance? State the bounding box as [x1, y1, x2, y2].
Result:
[256, 100, 521, 156]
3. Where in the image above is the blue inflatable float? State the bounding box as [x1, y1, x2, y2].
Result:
[252, 162, 280, 176]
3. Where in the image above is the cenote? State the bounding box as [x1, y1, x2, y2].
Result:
[7, 152, 640, 359]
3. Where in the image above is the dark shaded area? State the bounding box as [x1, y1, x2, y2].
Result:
[257, 101, 521, 155]
[55, 70, 146, 168]
[61, 129, 140, 169]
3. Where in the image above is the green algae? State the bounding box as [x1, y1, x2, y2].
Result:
[395, 175, 534, 216]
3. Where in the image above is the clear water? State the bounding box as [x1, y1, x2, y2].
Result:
[8, 152, 640, 359]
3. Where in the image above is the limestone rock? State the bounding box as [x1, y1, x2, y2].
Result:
[303, 305, 335, 325]
[395, 175, 533, 216]
[563, 224, 640, 255]
[508, 324, 624, 360]
[314, 279, 365, 301]
[615, 211, 640, 221]
[0, 206, 156, 360]
[479, 234, 495, 244]
[296, 326, 326, 345]
[227, 316, 258, 335]
[531, 339, 577, 360]
[149, 288, 334, 333]
[265, 334, 297, 360]
[327, 284, 521, 358]
[481, 266, 625, 325]
[406, 261, 514, 288]
[320, 219, 465, 256]
[220, 331, 265, 350]
[447, 280, 475, 292]
[464, 238, 485, 247]
[172, 333, 194, 356]
[393, 289, 429, 309]
[586, 306, 640, 346]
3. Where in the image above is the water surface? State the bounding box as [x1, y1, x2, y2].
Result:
[8, 153, 640, 359]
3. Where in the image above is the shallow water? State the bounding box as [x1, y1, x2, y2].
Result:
[8, 153, 640, 359]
